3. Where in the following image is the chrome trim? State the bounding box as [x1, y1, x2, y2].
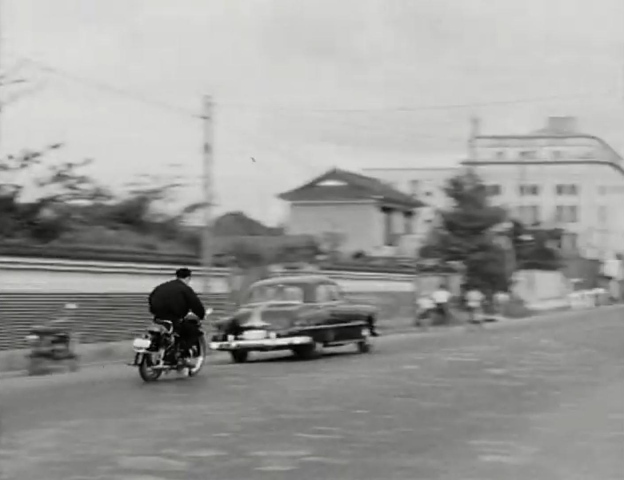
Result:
[209, 335, 313, 351]
[296, 321, 368, 331]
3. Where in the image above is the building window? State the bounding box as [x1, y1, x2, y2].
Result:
[598, 206, 607, 223]
[409, 180, 420, 196]
[556, 184, 579, 195]
[495, 150, 506, 160]
[552, 150, 562, 160]
[517, 205, 540, 225]
[528, 205, 540, 225]
[519, 184, 539, 196]
[556, 205, 579, 223]
[486, 184, 501, 196]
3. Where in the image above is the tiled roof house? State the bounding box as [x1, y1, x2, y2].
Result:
[278, 168, 424, 254]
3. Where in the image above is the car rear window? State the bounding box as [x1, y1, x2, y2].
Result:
[245, 284, 305, 304]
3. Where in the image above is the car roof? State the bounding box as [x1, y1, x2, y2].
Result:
[251, 275, 337, 287]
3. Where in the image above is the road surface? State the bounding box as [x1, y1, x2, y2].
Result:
[1, 308, 623, 480]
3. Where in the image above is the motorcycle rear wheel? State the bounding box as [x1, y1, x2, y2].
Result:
[138, 353, 163, 382]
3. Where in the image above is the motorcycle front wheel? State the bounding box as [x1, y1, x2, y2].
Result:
[186, 336, 207, 377]
[138, 352, 163, 382]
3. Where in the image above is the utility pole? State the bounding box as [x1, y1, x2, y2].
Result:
[466, 115, 480, 171]
[201, 95, 214, 300]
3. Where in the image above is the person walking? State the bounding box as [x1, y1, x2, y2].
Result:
[431, 282, 452, 325]
[415, 294, 435, 329]
[465, 287, 485, 330]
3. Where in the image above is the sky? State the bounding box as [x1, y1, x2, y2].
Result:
[2, 0, 624, 224]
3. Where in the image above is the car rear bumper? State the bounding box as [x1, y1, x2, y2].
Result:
[209, 336, 313, 352]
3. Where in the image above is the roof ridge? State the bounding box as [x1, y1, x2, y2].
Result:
[278, 167, 423, 208]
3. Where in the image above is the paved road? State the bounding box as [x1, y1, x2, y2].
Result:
[1, 308, 623, 480]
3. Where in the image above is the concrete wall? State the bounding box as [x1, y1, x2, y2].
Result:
[0, 257, 417, 350]
[512, 270, 572, 310]
[0, 257, 580, 351]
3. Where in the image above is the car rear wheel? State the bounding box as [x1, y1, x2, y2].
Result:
[357, 340, 372, 353]
[230, 350, 249, 363]
[292, 342, 320, 360]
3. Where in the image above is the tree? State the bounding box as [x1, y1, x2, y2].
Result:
[418, 170, 509, 293]
[0, 149, 200, 249]
[0, 143, 81, 241]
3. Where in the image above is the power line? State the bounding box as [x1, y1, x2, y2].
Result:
[219, 90, 616, 114]
[18, 55, 202, 120]
[13, 55, 617, 119]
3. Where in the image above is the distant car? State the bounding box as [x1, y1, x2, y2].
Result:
[209, 275, 378, 363]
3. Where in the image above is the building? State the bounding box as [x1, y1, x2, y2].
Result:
[362, 167, 459, 253]
[465, 116, 624, 260]
[278, 168, 423, 255]
[363, 167, 457, 210]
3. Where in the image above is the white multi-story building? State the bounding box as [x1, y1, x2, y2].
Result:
[467, 116, 624, 260]
[365, 116, 624, 260]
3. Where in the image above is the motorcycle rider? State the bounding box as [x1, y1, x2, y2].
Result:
[148, 268, 206, 365]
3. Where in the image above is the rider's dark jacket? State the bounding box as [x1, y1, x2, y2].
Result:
[148, 279, 206, 322]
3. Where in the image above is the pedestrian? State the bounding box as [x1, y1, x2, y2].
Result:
[493, 291, 510, 319]
[431, 282, 452, 324]
[415, 294, 435, 330]
[465, 287, 485, 329]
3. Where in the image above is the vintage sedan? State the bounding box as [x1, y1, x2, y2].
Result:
[209, 275, 378, 363]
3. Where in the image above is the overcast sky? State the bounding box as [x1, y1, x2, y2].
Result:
[3, 0, 624, 224]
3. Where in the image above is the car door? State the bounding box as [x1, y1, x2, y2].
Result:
[309, 283, 341, 342]
[325, 283, 363, 342]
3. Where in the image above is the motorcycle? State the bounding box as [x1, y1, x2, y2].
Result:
[129, 308, 212, 382]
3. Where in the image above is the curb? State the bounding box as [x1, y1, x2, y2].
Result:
[2, 304, 620, 379]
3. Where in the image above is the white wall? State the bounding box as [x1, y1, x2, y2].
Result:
[286, 201, 383, 253]
[513, 270, 572, 310]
